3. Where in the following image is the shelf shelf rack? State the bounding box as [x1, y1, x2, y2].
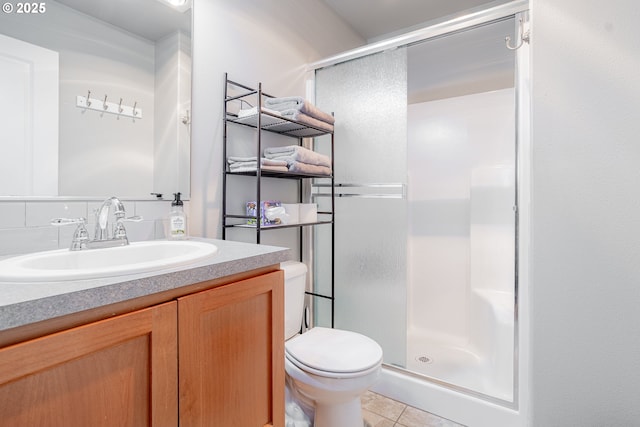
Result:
[222, 73, 335, 327]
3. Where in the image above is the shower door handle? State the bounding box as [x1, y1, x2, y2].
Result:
[313, 182, 406, 199]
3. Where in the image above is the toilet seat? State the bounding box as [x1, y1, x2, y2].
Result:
[285, 327, 383, 379]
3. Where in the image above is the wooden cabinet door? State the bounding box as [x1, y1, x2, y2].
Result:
[178, 271, 285, 427]
[0, 301, 178, 427]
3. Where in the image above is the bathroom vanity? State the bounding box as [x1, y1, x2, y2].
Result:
[0, 239, 289, 427]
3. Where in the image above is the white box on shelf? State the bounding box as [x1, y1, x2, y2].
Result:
[282, 203, 299, 224]
[299, 203, 318, 223]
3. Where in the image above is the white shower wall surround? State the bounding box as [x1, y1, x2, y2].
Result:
[406, 88, 515, 401]
[0, 200, 182, 256]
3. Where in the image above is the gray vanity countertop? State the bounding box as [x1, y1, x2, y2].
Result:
[0, 238, 291, 333]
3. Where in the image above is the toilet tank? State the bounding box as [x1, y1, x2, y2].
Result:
[281, 261, 307, 340]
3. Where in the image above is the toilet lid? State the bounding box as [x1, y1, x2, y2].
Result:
[285, 327, 383, 374]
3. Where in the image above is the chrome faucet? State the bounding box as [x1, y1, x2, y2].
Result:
[51, 196, 142, 251]
[95, 196, 127, 242]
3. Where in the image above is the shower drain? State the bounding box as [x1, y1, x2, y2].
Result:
[415, 355, 433, 364]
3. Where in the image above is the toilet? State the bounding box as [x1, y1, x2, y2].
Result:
[281, 261, 383, 427]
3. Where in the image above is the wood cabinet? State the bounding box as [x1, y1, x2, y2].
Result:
[0, 269, 284, 427]
[178, 270, 285, 427]
[0, 301, 178, 427]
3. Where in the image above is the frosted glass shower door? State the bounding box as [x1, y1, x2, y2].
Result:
[315, 49, 408, 367]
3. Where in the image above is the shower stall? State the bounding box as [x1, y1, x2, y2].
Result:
[308, 2, 529, 426]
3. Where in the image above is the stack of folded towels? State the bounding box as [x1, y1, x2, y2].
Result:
[227, 156, 288, 173]
[263, 145, 332, 176]
[264, 96, 334, 133]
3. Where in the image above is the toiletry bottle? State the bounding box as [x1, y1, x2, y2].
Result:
[168, 192, 187, 240]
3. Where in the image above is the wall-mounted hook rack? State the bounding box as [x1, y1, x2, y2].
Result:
[76, 93, 143, 119]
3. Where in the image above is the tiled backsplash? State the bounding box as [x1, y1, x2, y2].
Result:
[0, 199, 188, 256]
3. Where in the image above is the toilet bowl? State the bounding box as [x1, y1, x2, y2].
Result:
[282, 261, 383, 427]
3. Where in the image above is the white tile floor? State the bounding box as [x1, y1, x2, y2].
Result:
[362, 391, 465, 427]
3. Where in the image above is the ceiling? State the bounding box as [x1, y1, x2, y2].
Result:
[320, 0, 509, 41]
[313, 0, 517, 103]
[52, 0, 508, 44]
[53, 0, 191, 41]
[407, 17, 515, 103]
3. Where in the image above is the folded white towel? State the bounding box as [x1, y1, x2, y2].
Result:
[229, 161, 256, 169]
[288, 161, 332, 176]
[229, 165, 256, 173]
[264, 96, 335, 125]
[229, 164, 289, 173]
[227, 156, 257, 163]
[227, 157, 288, 167]
[262, 165, 289, 173]
[237, 106, 282, 118]
[280, 110, 334, 133]
[264, 145, 331, 169]
[263, 159, 288, 167]
[228, 157, 289, 174]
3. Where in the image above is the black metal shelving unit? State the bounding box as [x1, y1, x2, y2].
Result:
[222, 74, 335, 326]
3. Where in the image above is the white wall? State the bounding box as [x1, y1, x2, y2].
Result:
[189, 0, 364, 238]
[530, 0, 640, 425]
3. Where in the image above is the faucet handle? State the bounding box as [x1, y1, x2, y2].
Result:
[51, 218, 89, 251]
[113, 216, 143, 240]
[114, 215, 143, 229]
[113, 221, 128, 240]
[51, 217, 87, 226]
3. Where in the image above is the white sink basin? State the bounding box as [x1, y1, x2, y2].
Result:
[0, 240, 218, 282]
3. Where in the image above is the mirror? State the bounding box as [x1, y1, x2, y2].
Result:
[0, 0, 192, 198]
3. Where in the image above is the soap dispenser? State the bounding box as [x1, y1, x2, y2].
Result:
[168, 192, 187, 240]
